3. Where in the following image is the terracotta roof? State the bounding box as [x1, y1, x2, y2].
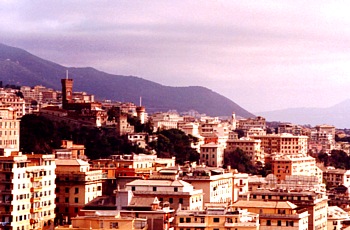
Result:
[55, 159, 89, 166]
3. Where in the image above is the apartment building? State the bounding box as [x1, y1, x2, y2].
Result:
[0, 91, 25, 118]
[175, 205, 259, 230]
[53, 140, 85, 160]
[125, 179, 204, 211]
[182, 167, 233, 204]
[55, 210, 147, 230]
[0, 107, 20, 151]
[278, 123, 304, 136]
[55, 159, 103, 223]
[226, 137, 264, 164]
[309, 124, 335, 153]
[327, 206, 350, 230]
[243, 175, 328, 230]
[271, 154, 322, 183]
[250, 133, 309, 157]
[322, 167, 350, 188]
[150, 112, 183, 131]
[0, 150, 56, 230]
[199, 142, 224, 167]
[232, 200, 309, 230]
[236, 116, 266, 135]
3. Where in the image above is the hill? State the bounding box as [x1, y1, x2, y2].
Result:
[0, 43, 254, 118]
[259, 99, 350, 128]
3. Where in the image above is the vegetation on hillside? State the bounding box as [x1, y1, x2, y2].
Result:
[315, 150, 350, 169]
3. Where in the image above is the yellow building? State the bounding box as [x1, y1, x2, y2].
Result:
[0, 150, 56, 230]
[55, 159, 103, 224]
[55, 210, 147, 230]
[232, 200, 309, 230]
[250, 133, 308, 157]
[271, 154, 322, 183]
[175, 205, 259, 230]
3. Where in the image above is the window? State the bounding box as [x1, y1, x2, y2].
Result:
[132, 186, 135, 191]
[186, 217, 191, 223]
[75, 188, 79, 194]
[201, 218, 205, 223]
[179, 198, 183, 204]
[213, 218, 220, 223]
[74, 198, 78, 203]
[74, 207, 79, 213]
[266, 220, 271, 226]
[65, 197, 69, 203]
[169, 198, 173, 204]
[65, 187, 69, 193]
[153, 187, 157, 191]
[180, 218, 184, 223]
[174, 187, 178, 192]
[277, 220, 281, 226]
[110, 222, 118, 229]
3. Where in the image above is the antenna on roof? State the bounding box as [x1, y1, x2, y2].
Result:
[140, 96, 142, 106]
[66, 70, 69, 79]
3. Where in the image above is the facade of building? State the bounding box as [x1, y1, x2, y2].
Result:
[271, 154, 322, 183]
[232, 200, 309, 230]
[175, 205, 259, 230]
[55, 159, 103, 223]
[226, 137, 264, 163]
[199, 142, 224, 167]
[322, 167, 350, 188]
[250, 133, 309, 156]
[125, 179, 204, 211]
[0, 107, 20, 151]
[0, 151, 56, 230]
[182, 167, 233, 204]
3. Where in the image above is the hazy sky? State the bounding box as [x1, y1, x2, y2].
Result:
[1, 1, 350, 113]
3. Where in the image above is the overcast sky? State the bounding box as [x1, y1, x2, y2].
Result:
[1, 1, 350, 112]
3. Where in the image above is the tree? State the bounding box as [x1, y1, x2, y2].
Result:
[224, 148, 257, 174]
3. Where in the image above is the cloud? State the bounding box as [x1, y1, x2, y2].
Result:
[1, 1, 350, 112]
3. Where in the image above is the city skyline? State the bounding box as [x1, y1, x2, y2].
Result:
[1, 1, 350, 112]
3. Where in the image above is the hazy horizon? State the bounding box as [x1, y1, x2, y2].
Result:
[1, 1, 350, 113]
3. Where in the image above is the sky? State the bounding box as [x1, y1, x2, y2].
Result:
[1, 1, 350, 113]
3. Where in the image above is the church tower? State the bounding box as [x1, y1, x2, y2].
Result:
[61, 71, 73, 109]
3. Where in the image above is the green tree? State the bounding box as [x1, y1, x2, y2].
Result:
[224, 148, 257, 174]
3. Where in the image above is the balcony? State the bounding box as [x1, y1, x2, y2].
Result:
[225, 222, 258, 227]
[31, 177, 42, 182]
[177, 222, 206, 228]
[30, 207, 42, 213]
[30, 219, 38, 224]
[30, 197, 41, 203]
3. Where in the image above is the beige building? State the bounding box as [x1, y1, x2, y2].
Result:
[55, 210, 147, 230]
[199, 142, 224, 167]
[322, 167, 350, 188]
[175, 205, 259, 230]
[0, 150, 56, 230]
[0, 107, 20, 151]
[226, 137, 264, 163]
[327, 206, 350, 230]
[232, 200, 309, 230]
[125, 179, 204, 211]
[0, 90, 25, 118]
[271, 154, 322, 183]
[55, 159, 103, 223]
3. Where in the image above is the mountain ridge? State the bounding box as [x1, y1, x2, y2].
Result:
[0, 43, 254, 118]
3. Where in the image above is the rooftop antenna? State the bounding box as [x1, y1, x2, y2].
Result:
[66, 70, 69, 79]
[140, 96, 142, 106]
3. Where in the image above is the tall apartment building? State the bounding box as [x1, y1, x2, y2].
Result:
[55, 159, 103, 223]
[271, 154, 323, 183]
[199, 142, 224, 167]
[0, 150, 56, 230]
[309, 124, 336, 153]
[250, 133, 309, 157]
[236, 116, 266, 135]
[226, 137, 264, 164]
[0, 107, 20, 151]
